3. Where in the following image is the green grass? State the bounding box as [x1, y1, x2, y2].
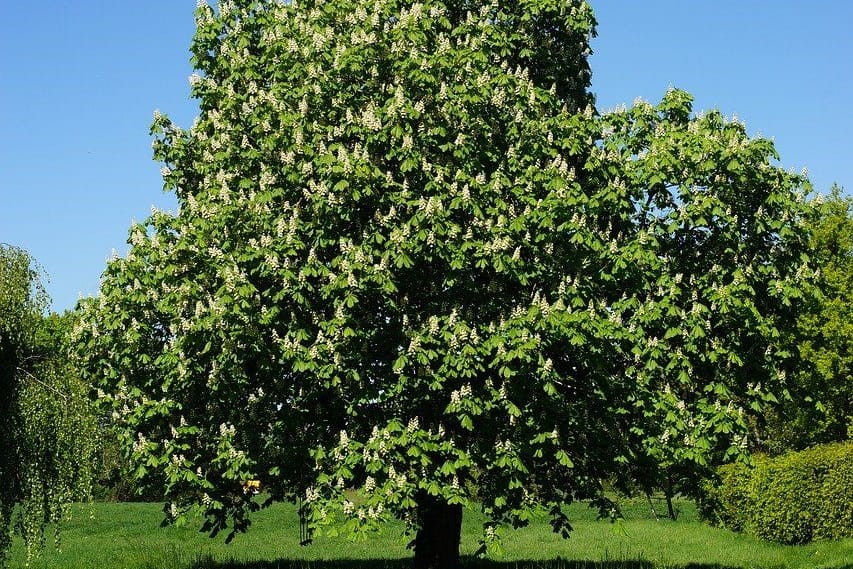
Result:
[7, 500, 852, 569]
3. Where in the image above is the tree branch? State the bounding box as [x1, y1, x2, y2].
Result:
[15, 366, 69, 402]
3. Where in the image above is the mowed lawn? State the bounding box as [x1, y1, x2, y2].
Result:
[8, 500, 852, 569]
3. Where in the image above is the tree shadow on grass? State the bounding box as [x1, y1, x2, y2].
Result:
[190, 556, 743, 569]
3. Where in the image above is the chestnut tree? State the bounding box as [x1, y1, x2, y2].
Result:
[75, 1, 813, 567]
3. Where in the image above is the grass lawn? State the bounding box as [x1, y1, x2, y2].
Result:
[7, 500, 851, 569]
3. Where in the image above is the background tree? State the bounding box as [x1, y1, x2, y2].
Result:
[75, 1, 812, 567]
[596, 94, 816, 518]
[762, 186, 851, 452]
[0, 245, 98, 567]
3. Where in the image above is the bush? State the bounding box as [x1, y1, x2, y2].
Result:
[700, 461, 753, 532]
[701, 441, 853, 544]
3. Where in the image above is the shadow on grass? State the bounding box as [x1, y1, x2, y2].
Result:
[190, 557, 742, 569]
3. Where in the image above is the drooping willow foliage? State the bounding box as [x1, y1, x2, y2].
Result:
[0, 245, 98, 566]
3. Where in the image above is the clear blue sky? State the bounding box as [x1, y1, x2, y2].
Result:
[2, 2, 851, 313]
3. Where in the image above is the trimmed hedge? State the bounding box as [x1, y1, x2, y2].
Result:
[700, 441, 853, 544]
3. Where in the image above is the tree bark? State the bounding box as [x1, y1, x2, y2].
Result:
[664, 475, 677, 521]
[413, 493, 463, 569]
[645, 492, 660, 521]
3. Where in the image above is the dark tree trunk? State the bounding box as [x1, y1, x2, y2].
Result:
[413, 493, 463, 569]
[664, 475, 677, 521]
[645, 492, 660, 521]
[666, 492, 676, 521]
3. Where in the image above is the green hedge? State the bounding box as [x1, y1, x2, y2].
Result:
[700, 441, 853, 544]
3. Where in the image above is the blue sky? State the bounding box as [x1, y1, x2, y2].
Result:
[1, 2, 851, 313]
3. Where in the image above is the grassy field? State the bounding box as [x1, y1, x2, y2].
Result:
[7, 500, 852, 569]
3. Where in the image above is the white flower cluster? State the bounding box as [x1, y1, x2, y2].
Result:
[406, 417, 419, 433]
[449, 383, 472, 405]
[132, 432, 148, 454]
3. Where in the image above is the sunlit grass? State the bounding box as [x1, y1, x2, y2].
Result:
[8, 500, 852, 569]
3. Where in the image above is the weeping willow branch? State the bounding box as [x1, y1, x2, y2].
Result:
[16, 365, 69, 402]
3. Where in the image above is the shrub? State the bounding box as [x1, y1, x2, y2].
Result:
[701, 441, 853, 544]
[699, 461, 753, 532]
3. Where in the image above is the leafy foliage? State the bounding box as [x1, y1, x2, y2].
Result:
[75, 0, 813, 560]
[0, 246, 98, 566]
[700, 442, 853, 544]
[763, 187, 852, 452]
[597, 94, 817, 505]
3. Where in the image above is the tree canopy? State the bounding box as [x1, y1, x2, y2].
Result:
[0, 245, 97, 567]
[75, 1, 814, 567]
[763, 186, 852, 452]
